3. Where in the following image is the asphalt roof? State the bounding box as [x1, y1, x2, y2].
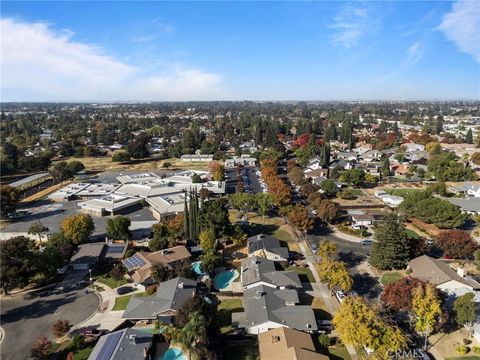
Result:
[70, 243, 105, 265]
[10, 172, 49, 188]
[122, 277, 196, 320]
[241, 256, 301, 289]
[247, 234, 289, 260]
[88, 328, 153, 360]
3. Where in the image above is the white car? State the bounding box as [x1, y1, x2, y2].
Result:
[336, 291, 346, 302]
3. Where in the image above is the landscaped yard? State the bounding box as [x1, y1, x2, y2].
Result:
[380, 272, 403, 285]
[217, 298, 243, 334]
[96, 276, 128, 289]
[222, 340, 259, 360]
[112, 292, 146, 311]
[328, 346, 352, 360]
[285, 265, 315, 283]
[405, 228, 421, 239]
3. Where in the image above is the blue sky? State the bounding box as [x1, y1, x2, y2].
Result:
[1, 1, 479, 101]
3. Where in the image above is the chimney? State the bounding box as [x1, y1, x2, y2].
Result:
[457, 266, 465, 278]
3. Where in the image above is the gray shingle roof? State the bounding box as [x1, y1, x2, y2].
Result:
[241, 256, 301, 289]
[240, 285, 317, 332]
[88, 328, 153, 360]
[122, 277, 196, 320]
[70, 243, 105, 266]
[247, 234, 289, 260]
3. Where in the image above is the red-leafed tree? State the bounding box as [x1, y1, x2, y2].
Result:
[435, 230, 478, 259]
[380, 277, 428, 312]
[30, 336, 52, 360]
[51, 319, 71, 338]
[291, 133, 311, 150]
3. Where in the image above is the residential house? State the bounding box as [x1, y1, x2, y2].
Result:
[258, 327, 328, 360]
[360, 150, 381, 163]
[70, 243, 105, 270]
[306, 158, 324, 171]
[392, 164, 410, 177]
[350, 213, 376, 229]
[448, 182, 480, 198]
[335, 151, 358, 162]
[247, 234, 289, 262]
[328, 159, 353, 170]
[408, 255, 480, 300]
[180, 154, 214, 162]
[444, 198, 480, 215]
[231, 284, 318, 334]
[241, 256, 302, 290]
[87, 328, 154, 360]
[402, 143, 425, 152]
[122, 246, 191, 289]
[122, 277, 196, 322]
[304, 168, 329, 179]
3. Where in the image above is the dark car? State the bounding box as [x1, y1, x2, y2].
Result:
[232, 251, 247, 259]
[289, 251, 305, 261]
[116, 286, 133, 295]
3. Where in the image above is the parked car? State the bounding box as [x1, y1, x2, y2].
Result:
[289, 251, 305, 261]
[116, 286, 133, 295]
[360, 239, 373, 246]
[336, 291, 346, 302]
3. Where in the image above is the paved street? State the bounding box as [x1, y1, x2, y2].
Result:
[0, 287, 99, 360]
[225, 166, 263, 194]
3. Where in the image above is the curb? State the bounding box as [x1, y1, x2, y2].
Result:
[70, 291, 103, 332]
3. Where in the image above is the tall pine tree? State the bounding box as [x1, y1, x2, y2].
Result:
[369, 215, 410, 270]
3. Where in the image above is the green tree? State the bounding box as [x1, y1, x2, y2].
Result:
[466, 128, 473, 144]
[320, 179, 338, 197]
[199, 228, 216, 253]
[0, 236, 36, 293]
[60, 213, 95, 245]
[201, 199, 229, 237]
[380, 157, 391, 179]
[28, 221, 49, 242]
[0, 185, 19, 218]
[200, 250, 218, 275]
[160, 311, 208, 360]
[453, 293, 477, 336]
[151, 263, 170, 283]
[339, 169, 365, 187]
[106, 216, 131, 240]
[255, 193, 273, 218]
[369, 216, 410, 270]
[111, 151, 130, 162]
[150, 223, 170, 251]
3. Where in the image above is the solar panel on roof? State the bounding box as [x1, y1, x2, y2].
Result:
[123, 253, 145, 270]
[96, 330, 123, 360]
[107, 246, 125, 254]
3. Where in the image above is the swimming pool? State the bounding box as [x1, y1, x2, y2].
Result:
[158, 348, 186, 360]
[191, 261, 203, 276]
[214, 270, 239, 290]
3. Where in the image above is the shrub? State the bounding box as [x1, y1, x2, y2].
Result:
[145, 284, 158, 295]
[456, 345, 469, 355]
[318, 333, 332, 348]
[71, 336, 85, 352]
[51, 319, 71, 338]
[109, 263, 126, 280]
[463, 338, 472, 345]
[472, 346, 480, 354]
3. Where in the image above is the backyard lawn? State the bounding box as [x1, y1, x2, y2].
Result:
[380, 272, 403, 285]
[405, 229, 421, 239]
[328, 346, 352, 360]
[96, 276, 128, 289]
[112, 292, 146, 311]
[222, 340, 259, 360]
[285, 265, 315, 283]
[217, 299, 243, 334]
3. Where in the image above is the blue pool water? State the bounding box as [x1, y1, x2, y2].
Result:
[191, 261, 203, 276]
[158, 348, 186, 360]
[214, 270, 239, 290]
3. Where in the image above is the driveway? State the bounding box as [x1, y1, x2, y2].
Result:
[0, 286, 99, 360]
[308, 226, 382, 300]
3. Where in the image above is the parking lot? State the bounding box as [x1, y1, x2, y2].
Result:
[225, 166, 264, 194]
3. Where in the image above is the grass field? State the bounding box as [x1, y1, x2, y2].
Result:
[56, 156, 209, 172]
[217, 299, 243, 334]
[222, 340, 259, 360]
[384, 188, 426, 197]
[380, 272, 403, 285]
[405, 228, 421, 239]
[328, 346, 352, 360]
[112, 292, 146, 311]
[96, 276, 128, 289]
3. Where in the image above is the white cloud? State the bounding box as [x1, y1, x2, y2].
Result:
[438, 0, 480, 63]
[0, 18, 229, 101]
[329, 4, 371, 48]
[406, 42, 423, 63]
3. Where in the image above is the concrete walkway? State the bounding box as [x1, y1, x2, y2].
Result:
[297, 238, 358, 360]
[71, 282, 126, 332]
[330, 227, 365, 243]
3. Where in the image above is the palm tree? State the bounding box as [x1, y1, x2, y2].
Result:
[160, 311, 207, 360]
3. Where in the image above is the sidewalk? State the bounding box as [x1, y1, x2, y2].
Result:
[71, 282, 125, 332]
[297, 238, 358, 360]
